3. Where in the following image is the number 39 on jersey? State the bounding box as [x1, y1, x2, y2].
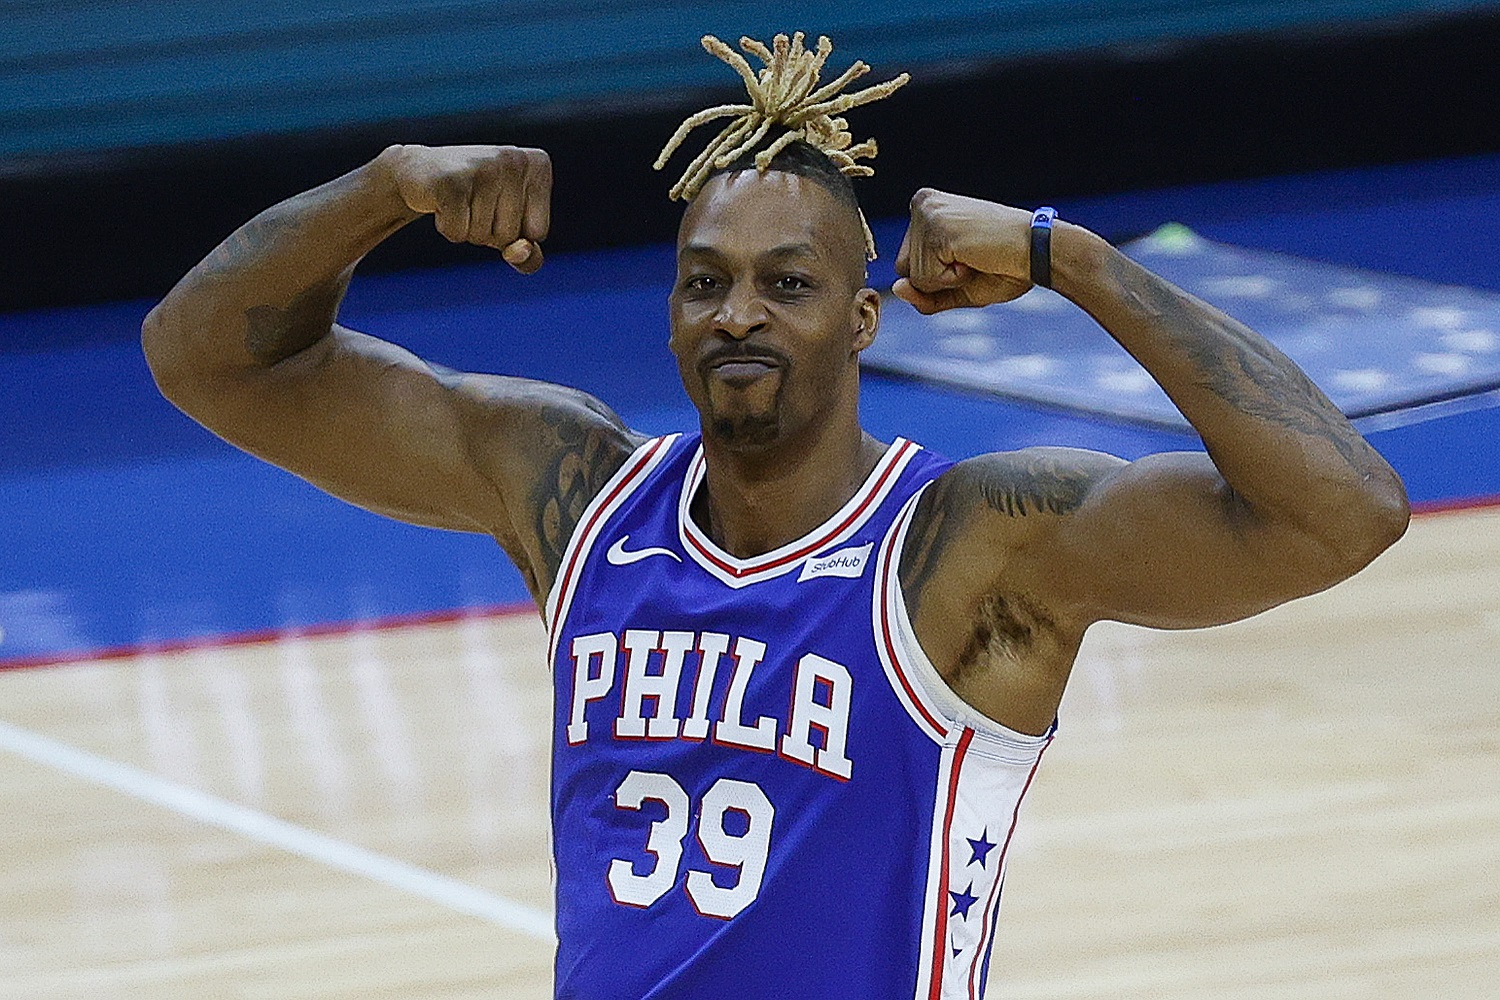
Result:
[608, 771, 774, 920]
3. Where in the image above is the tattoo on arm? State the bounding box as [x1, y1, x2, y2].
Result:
[197, 190, 407, 366]
[528, 402, 636, 590]
[1107, 255, 1379, 472]
[973, 454, 1095, 518]
[899, 452, 1097, 612]
[243, 276, 349, 364]
[197, 211, 299, 279]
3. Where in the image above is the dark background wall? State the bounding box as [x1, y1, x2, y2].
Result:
[4, 4, 1500, 313]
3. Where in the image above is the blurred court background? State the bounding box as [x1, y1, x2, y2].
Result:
[2, 2, 1498, 997]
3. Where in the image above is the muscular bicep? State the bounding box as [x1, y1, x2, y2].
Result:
[160, 324, 641, 594]
[1030, 449, 1350, 629]
[917, 447, 1349, 637]
[188, 326, 491, 529]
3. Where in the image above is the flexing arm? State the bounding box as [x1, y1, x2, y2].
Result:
[891, 190, 1409, 731]
[142, 145, 642, 603]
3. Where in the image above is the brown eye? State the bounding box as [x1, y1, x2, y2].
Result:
[775, 275, 810, 292]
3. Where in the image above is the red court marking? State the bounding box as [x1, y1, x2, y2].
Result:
[1411, 492, 1500, 516]
[5, 491, 1494, 674]
[0, 601, 539, 673]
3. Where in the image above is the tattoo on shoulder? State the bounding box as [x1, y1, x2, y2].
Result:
[971, 452, 1095, 518]
[899, 451, 1098, 612]
[425, 368, 638, 601]
[897, 475, 954, 610]
[529, 400, 638, 589]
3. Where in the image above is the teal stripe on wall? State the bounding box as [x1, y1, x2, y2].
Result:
[3, 0, 1496, 161]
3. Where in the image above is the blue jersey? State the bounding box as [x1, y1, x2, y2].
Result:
[545, 433, 1053, 1000]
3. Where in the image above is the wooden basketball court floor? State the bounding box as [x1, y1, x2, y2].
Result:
[1, 503, 1495, 999]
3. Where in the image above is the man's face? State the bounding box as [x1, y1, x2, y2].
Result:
[669, 169, 878, 452]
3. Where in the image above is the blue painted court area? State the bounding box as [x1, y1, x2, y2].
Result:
[3, 154, 1498, 664]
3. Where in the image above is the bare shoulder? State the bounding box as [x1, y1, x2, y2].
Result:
[943, 446, 1124, 518]
[897, 446, 1125, 733]
[899, 447, 1124, 598]
[436, 366, 649, 602]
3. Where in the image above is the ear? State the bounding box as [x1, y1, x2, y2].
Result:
[851, 287, 881, 352]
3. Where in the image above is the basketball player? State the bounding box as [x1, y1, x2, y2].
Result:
[141, 33, 1408, 1000]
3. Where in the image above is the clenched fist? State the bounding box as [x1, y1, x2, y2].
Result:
[382, 144, 552, 274]
[892, 188, 1035, 314]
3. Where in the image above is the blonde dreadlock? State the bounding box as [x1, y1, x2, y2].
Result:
[653, 32, 910, 260]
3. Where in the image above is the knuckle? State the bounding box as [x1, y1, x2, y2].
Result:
[494, 219, 521, 243]
[491, 146, 526, 179]
[525, 154, 553, 196]
[524, 147, 551, 172]
[471, 154, 502, 180]
[435, 173, 468, 202]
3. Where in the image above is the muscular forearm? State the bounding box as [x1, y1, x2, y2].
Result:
[1049, 223, 1409, 558]
[142, 148, 418, 385]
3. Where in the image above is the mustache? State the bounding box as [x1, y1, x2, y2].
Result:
[698, 342, 791, 376]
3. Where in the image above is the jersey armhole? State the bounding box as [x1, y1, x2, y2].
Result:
[873, 486, 1055, 753]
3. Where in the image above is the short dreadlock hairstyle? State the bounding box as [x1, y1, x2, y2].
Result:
[654, 32, 909, 260]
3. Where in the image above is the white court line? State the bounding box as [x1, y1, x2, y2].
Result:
[0, 719, 556, 943]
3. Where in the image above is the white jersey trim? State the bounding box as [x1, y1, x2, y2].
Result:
[876, 485, 1055, 999]
[677, 437, 921, 589]
[872, 492, 951, 744]
[912, 725, 1051, 1000]
[875, 487, 1057, 749]
[544, 434, 679, 666]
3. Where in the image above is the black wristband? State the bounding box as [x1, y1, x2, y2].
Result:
[1029, 206, 1057, 289]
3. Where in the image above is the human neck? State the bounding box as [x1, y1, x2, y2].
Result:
[694, 415, 887, 559]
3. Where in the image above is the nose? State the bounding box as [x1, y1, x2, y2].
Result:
[713, 284, 769, 341]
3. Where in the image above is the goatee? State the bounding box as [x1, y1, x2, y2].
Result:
[709, 413, 781, 448]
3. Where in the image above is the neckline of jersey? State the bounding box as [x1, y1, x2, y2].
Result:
[676, 436, 917, 584]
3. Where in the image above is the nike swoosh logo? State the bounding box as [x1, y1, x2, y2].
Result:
[605, 535, 682, 566]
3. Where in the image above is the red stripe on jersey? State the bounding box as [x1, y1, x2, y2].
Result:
[876, 510, 946, 738]
[684, 439, 916, 578]
[929, 726, 974, 1000]
[966, 736, 1052, 999]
